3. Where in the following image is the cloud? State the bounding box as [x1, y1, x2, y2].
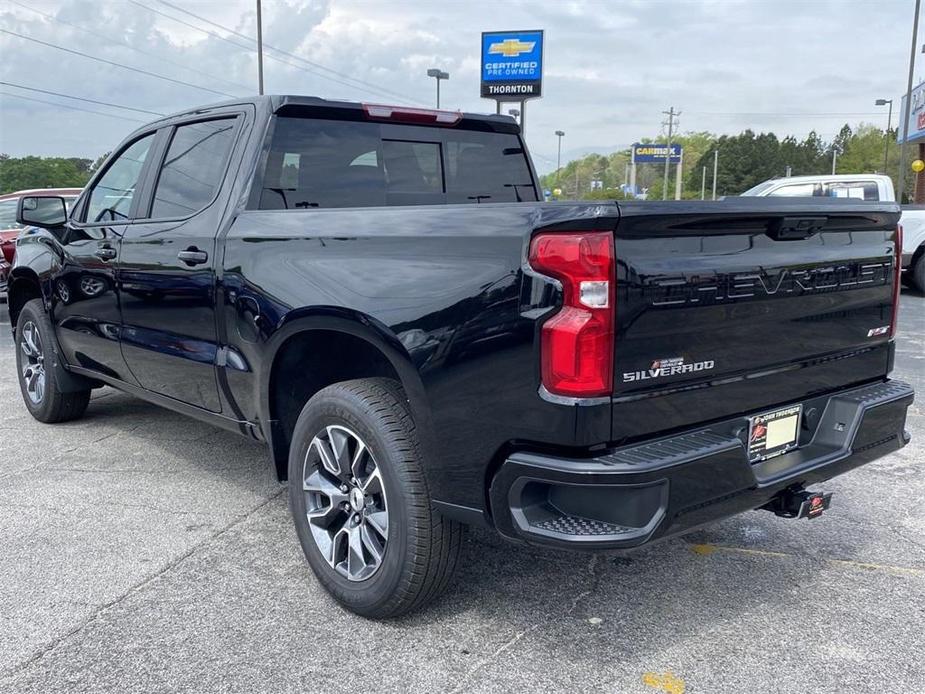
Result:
[0, 0, 914, 173]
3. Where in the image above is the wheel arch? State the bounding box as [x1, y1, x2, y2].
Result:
[260, 309, 435, 482]
[7, 267, 46, 330]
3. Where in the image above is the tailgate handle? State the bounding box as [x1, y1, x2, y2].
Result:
[769, 216, 827, 240]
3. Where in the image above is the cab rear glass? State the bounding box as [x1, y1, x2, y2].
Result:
[257, 116, 537, 209]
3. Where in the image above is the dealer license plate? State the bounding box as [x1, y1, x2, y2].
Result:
[748, 404, 802, 462]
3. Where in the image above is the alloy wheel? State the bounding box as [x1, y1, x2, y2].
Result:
[302, 425, 390, 581]
[20, 321, 46, 405]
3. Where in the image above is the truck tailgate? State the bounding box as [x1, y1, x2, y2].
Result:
[611, 198, 901, 443]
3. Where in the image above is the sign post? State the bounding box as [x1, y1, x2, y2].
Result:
[481, 30, 544, 136]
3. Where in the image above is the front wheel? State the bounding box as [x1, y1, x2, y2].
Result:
[15, 298, 91, 423]
[288, 378, 462, 618]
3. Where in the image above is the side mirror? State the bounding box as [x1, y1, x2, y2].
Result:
[17, 195, 68, 229]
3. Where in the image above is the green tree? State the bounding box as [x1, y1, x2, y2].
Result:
[0, 156, 93, 194]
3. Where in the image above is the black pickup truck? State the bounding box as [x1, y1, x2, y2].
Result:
[9, 96, 913, 617]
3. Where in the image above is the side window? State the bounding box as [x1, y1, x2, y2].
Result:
[85, 134, 154, 223]
[767, 182, 821, 197]
[0, 199, 22, 230]
[150, 119, 237, 218]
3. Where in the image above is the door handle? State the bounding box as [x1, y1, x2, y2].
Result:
[94, 246, 117, 261]
[178, 248, 209, 266]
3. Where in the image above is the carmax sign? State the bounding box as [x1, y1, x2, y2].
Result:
[481, 30, 544, 99]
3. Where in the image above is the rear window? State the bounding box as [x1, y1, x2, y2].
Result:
[257, 117, 536, 209]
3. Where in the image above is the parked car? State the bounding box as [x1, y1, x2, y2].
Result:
[741, 174, 925, 291]
[0, 188, 83, 263]
[7, 96, 913, 617]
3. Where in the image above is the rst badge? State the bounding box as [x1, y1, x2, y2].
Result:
[622, 356, 715, 383]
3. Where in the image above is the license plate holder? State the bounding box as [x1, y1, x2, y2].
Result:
[748, 404, 802, 462]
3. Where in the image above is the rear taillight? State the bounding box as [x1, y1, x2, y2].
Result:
[890, 224, 902, 338]
[528, 231, 614, 398]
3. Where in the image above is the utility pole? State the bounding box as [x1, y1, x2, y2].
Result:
[875, 99, 893, 174]
[662, 106, 680, 200]
[832, 147, 839, 175]
[711, 149, 718, 200]
[898, 0, 921, 203]
[701, 166, 706, 200]
[256, 0, 264, 95]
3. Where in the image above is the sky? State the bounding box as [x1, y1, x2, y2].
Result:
[0, 0, 919, 174]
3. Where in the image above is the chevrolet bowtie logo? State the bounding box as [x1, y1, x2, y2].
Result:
[488, 38, 535, 58]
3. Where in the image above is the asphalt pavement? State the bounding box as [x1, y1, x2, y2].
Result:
[0, 289, 923, 694]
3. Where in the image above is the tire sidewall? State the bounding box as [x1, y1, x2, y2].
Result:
[914, 253, 925, 294]
[288, 385, 417, 615]
[15, 300, 56, 420]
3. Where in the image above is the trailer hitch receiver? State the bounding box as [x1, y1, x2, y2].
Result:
[763, 487, 832, 519]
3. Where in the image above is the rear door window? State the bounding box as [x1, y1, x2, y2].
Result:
[824, 181, 879, 201]
[258, 116, 536, 209]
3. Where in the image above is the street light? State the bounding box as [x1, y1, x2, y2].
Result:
[555, 130, 565, 185]
[426, 68, 449, 108]
[507, 108, 520, 124]
[875, 99, 893, 175]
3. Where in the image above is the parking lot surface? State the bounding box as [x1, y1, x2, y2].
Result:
[0, 289, 922, 694]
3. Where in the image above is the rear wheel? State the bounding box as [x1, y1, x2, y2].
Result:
[288, 378, 462, 618]
[912, 252, 925, 293]
[15, 299, 91, 423]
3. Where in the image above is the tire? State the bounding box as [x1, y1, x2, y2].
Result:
[15, 298, 91, 423]
[288, 378, 462, 618]
[912, 252, 925, 294]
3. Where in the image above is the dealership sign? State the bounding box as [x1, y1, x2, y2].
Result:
[481, 30, 544, 99]
[898, 80, 925, 144]
[632, 143, 682, 163]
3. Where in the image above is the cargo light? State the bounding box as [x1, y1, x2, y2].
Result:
[528, 231, 614, 398]
[890, 224, 902, 338]
[362, 103, 462, 126]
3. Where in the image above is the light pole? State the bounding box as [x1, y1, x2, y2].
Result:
[508, 108, 520, 124]
[875, 99, 893, 175]
[426, 69, 449, 108]
[256, 0, 264, 95]
[555, 130, 565, 185]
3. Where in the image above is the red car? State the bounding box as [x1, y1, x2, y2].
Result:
[0, 187, 83, 263]
[0, 256, 9, 296]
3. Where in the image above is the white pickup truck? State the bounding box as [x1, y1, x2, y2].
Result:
[742, 174, 925, 292]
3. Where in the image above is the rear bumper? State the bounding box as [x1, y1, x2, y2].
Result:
[489, 379, 914, 550]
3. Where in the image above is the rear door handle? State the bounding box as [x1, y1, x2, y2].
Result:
[94, 246, 117, 261]
[178, 248, 209, 266]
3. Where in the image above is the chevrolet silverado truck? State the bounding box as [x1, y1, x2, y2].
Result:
[8, 96, 914, 618]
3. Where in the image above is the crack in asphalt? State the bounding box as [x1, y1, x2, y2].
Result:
[448, 554, 603, 694]
[0, 488, 285, 681]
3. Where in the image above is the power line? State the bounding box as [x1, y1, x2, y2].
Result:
[154, 0, 423, 105]
[688, 111, 885, 117]
[0, 29, 238, 99]
[0, 91, 148, 124]
[6, 0, 252, 94]
[0, 81, 165, 116]
[127, 0, 421, 105]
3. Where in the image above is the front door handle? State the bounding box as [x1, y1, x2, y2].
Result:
[178, 248, 209, 266]
[94, 246, 117, 261]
